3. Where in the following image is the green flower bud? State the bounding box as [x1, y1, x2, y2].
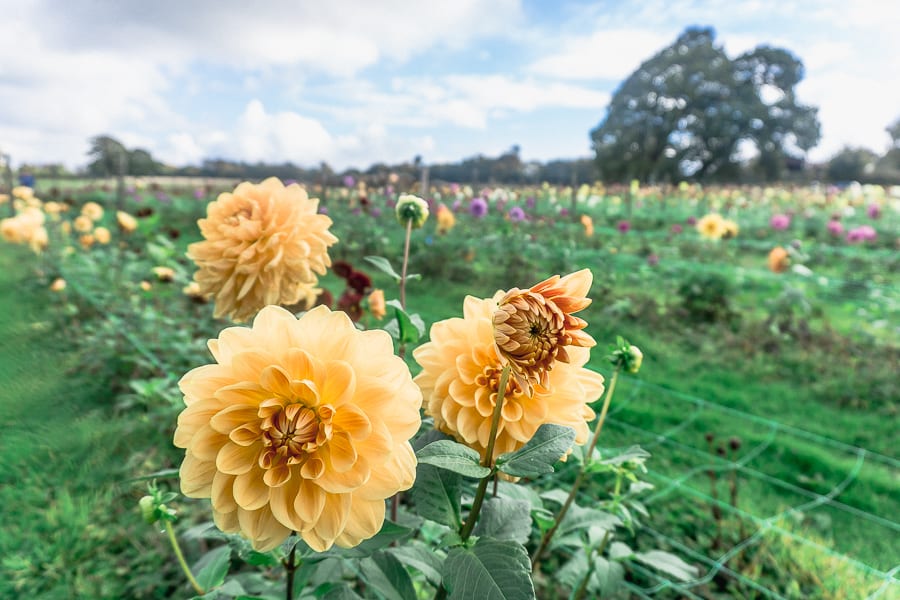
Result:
[139, 495, 157, 525]
[627, 345, 643, 374]
[395, 194, 429, 229]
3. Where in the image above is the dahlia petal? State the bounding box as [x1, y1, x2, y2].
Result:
[213, 508, 240, 533]
[217, 441, 260, 475]
[328, 432, 357, 473]
[321, 360, 356, 407]
[332, 404, 372, 440]
[210, 404, 260, 434]
[259, 364, 293, 398]
[294, 479, 326, 527]
[301, 457, 325, 480]
[237, 507, 291, 551]
[211, 471, 237, 513]
[229, 422, 262, 446]
[309, 492, 352, 550]
[180, 451, 216, 497]
[212, 382, 269, 406]
[337, 497, 385, 547]
[269, 476, 304, 531]
[356, 443, 417, 500]
[263, 464, 293, 488]
[234, 468, 270, 510]
[190, 424, 228, 461]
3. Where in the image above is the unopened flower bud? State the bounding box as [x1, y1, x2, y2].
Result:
[139, 495, 157, 524]
[627, 345, 643, 374]
[395, 194, 429, 229]
[729, 437, 741, 451]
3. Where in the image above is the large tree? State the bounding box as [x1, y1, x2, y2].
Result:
[590, 27, 820, 182]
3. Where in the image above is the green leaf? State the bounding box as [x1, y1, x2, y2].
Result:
[408, 464, 462, 528]
[386, 299, 425, 344]
[599, 445, 651, 466]
[193, 545, 231, 592]
[360, 551, 417, 600]
[315, 582, 364, 599]
[496, 424, 576, 478]
[389, 545, 443, 586]
[364, 256, 402, 282]
[443, 539, 535, 600]
[473, 497, 532, 544]
[417, 440, 491, 479]
[608, 541, 634, 561]
[633, 550, 698, 582]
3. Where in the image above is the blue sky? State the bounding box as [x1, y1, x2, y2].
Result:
[2, 0, 898, 171]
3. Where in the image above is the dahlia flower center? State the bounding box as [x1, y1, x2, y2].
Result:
[258, 399, 334, 468]
[225, 206, 253, 226]
[494, 292, 566, 367]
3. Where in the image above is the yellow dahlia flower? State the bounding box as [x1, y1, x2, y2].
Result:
[696, 213, 726, 240]
[81, 201, 104, 221]
[414, 295, 603, 463]
[117, 211, 138, 233]
[1, 208, 47, 252]
[94, 226, 111, 245]
[74, 215, 93, 233]
[50, 278, 67, 292]
[174, 305, 421, 552]
[187, 177, 337, 323]
[721, 219, 739, 239]
[580, 214, 594, 237]
[12, 186, 34, 201]
[436, 204, 455, 234]
[367, 289, 386, 320]
[492, 269, 596, 396]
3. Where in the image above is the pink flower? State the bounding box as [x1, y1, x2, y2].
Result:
[867, 203, 881, 219]
[826, 220, 843, 236]
[617, 220, 631, 234]
[770, 214, 791, 231]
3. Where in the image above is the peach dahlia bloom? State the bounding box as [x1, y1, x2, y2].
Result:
[492, 269, 596, 396]
[413, 294, 604, 463]
[174, 305, 421, 552]
[188, 178, 337, 322]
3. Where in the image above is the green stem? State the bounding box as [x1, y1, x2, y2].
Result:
[531, 368, 620, 569]
[165, 520, 204, 596]
[284, 542, 299, 600]
[459, 364, 510, 543]
[392, 217, 414, 525]
[573, 531, 612, 600]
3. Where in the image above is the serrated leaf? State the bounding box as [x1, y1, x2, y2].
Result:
[496, 424, 576, 478]
[364, 256, 402, 282]
[417, 440, 491, 478]
[549, 504, 620, 551]
[360, 551, 417, 600]
[389, 545, 443, 586]
[443, 539, 535, 600]
[408, 464, 462, 528]
[473, 497, 532, 544]
[633, 550, 698, 582]
[193, 545, 231, 592]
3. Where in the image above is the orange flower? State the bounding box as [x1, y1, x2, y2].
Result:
[436, 204, 456, 234]
[580, 214, 594, 237]
[81, 201, 104, 221]
[174, 305, 421, 551]
[94, 226, 111, 245]
[414, 295, 603, 463]
[696, 213, 726, 240]
[367, 289, 386, 320]
[492, 269, 596, 396]
[117, 211, 138, 233]
[187, 178, 338, 322]
[768, 246, 789, 273]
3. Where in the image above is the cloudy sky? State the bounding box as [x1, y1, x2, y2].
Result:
[2, 0, 898, 171]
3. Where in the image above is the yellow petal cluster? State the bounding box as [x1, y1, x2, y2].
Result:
[174, 305, 421, 551]
[436, 204, 455, 234]
[1, 207, 48, 253]
[187, 178, 338, 322]
[696, 213, 726, 240]
[414, 294, 604, 463]
[117, 211, 138, 233]
[492, 269, 596, 396]
[81, 201, 105, 221]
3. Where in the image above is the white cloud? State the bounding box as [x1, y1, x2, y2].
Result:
[529, 29, 671, 80]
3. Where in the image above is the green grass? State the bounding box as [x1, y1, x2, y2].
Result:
[0, 247, 178, 599]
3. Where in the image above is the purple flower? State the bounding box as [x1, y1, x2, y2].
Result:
[560, 207, 569, 217]
[319, 206, 328, 215]
[343, 175, 355, 188]
[526, 196, 536, 209]
[370, 207, 382, 218]
[826, 220, 844, 236]
[452, 199, 462, 211]
[846, 225, 876, 243]
[386, 185, 394, 195]
[617, 220, 631, 234]
[193, 188, 204, 199]
[686, 216, 697, 226]
[284, 179, 298, 186]
[450, 183, 460, 194]
[470, 197, 488, 218]
[671, 224, 683, 234]
[867, 203, 881, 219]
[508, 206, 526, 222]
[770, 214, 791, 231]
[156, 192, 171, 204]
[647, 254, 659, 267]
